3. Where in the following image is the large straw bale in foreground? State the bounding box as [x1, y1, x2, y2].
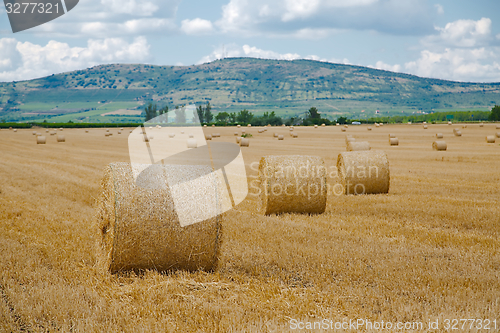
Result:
[259, 156, 327, 215]
[95, 163, 222, 273]
[347, 141, 370, 151]
[486, 136, 496, 143]
[37, 136, 46, 144]
[337, 151, 390, 195]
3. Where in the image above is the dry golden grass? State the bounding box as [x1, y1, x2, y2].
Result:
[0, 124, 499, 332]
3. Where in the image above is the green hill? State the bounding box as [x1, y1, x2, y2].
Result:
[1, 57, 499, 123]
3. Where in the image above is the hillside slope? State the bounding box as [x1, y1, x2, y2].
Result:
[0, 58, 499, 123]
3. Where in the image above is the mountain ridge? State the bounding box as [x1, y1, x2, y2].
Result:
[1, 57, 499, 123]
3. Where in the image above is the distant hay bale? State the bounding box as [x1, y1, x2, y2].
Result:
[32, 131, 37, 135]
[389, 138, 399, 146]
[337, 150, 390, 195]
[169, 133, 175, 138]
[423, 122, 427, 124]
[9, 127, 12, 130]
[36, 136, 46, 144]
[236, 137, 242, 144]
[282, 124, 286, 127]
[292, 133, 298, 138]
[118, 131, 122, 134]
[240, 138, 250, 147]
[496, 132, 500, 138]
[436, 133, 444, 139]
[181, 131, 185, 134]
[314, 125, 318, 128]
[346, 141, 370, 151]
[13, 129, 17, 132]
[85, 130, 89, 133]
[289, 128, 294, 131]
[344, 125, 348, 128]
[203, 125, 207, 128]
[336, 123, 340, 126]
[188, 134, 194, 138]
[149, 126, 153, 129]
[462, 125, 467, 129]
[234, 132, 239, 136]
[274, 133, 278, 137]
[423, 125, 428, 129]
[375, 123, 380, 127]
[448, 121, 452, 125]
[130, 130, 133, 133]
[247, 124, 252, 127]
[36, 133, 42, 136]
[345, 136, 355, 144]
[46, 129, 49, 133]
[341, 128, 347, 132]
[121, 128, 124, 131]
[95, 163, 221, 273]
[258, 129, 265, 133]
[59, 128, 63, 131]
[389, 133, 396, 138]
[205, 134, 212, 140]
[57, 135, 66, 143]
[454, 129, 462, 137]
[259, 155, 327, 215]
[479, 123, 484, 127]
[433, 141, 447, 151]
[379, 123, 384, 126]
[278, 135, 284, 140]
[496, 125, 500, 129]
[486, 135, 496, 143]
[51, 132, 57, 136]
[212, 125, 215, 127]
[321, 124, 326, 127]
[237, 125, 241, 128]
[367, 127, 372, 131]
[408, 122, 412, 125]
[213, 133, 220, 138]
[106, 129, 110, 132]
[187, 138, 197, 148]
[241, 130, 246, 134]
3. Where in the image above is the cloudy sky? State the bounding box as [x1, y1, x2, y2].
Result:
[1, 0, 500, 83]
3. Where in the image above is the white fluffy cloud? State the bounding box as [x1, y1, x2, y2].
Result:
[216, 0, 435, 36]
[426, 17, 492, 48]
[0, 37, 151, 82]
[373, 61, 401, 73]
[181, 18, 214, 35]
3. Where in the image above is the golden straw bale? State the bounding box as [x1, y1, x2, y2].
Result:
[234, 132, 239, 136]
[237, 125, 241, 128]
[292, 133, 298, 138]
[341, 128, 347, 132]
[118, 131, 122, 134]
[59, 128, 63, 131]
[33, 131, 37, 135]
[367, 127, 372, 131]
[274, 133, 278, 137]
[423, 125, 428, 129]
[454, 130, 462, 137]
[278, 135, 284, 140]
[389, 138, 399, 146]
[344, 125, 348, 128]
[346, 141, 370, 151]
[322, 124, 326, 127]
[337, 150, 390, 195]
[448, 121, 452, 125]
[479, 123, 484, 127]
[496, 132, 500, 138]
[187, 138, 197, 148]
[436, 133, 444, 139]
[36, 136, 46, 144]
[169, 133, 175, 138]
[95, 163, 222, 273]
[13, 129, 17, 132]
[433, 141, 447, 151]
[314, 125, 318, 128]
[46, 129, 49, 133]
[247, 124, 251, 127]
[486, 136, 496, 143]
[57, 135, 66, 143]
[240, 138, 250, 147]
[205, 134, 212, 140]
[259, 155, 326, 215]
[496, 125, 500, 129]
[389, 133, 396, 138]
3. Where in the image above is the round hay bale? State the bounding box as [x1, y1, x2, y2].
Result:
[408, 122, 412, 125]
[130, 130, 133, 133]
[213, 133, 220, 138]
[341, 128, 347, 132]
[389, 138, 399, 146]
[379, 123, 384, 126]
[436, 133, 444, 139]
[292, 133, 298, 138]
[278, 135, 284, 140]
[59, 128, 63, 131]
[496, 125, 500, 129]
[85, 130, 89, 133]
[314, 125, 318, 128]
[282, 124, 286, 127]
[32, 131, 37, 135]
[345, 136, 355, 144]
[462, 125, 467, 129]
[36, 136, 46, 144]
[9, 127, 12, 130]
[187, 138, 197, 148]
[149, 126, 153, 129]
[121, 128, 124, 131]
[241, 130, 246, 134]
[237, 125, 241, 128]
[274, 133, 278, 137]
[346, 141, 370, 151]
[236, 137, 242, 144]
[433, 141, 447, 151]
[13, 129, 17, 132]
[375, 124, 380, 128]
[106, 129, 110, 132]
[204, 125, 207, 128]
[289, 128, 294, 131]
[259, 155, 327, 215]
[118, 131, 122, 134]
[51, 131, 57, 136]
[423, 122, 427, 124]
[240, 138, 250, 147]
[169, 133, 175, 138]
[454, 130, 462, 137]
[95, 163, 221, 273]
[367, 127, 372, 131]
[234, 132, 239, 136]
[57, 135, 66, 143]
[109, 133, 113, 136]
[423, 125, 428, 129]
[181, 131, 185, 134]
[247, 124, 251, 127]
[205, 134, 212, 140]
[336, 123, 340, 126]
[212, 125, 215, 127]
[46, 129, 49, 133]
[258, 129, 265, 133]
[496, 132, 500, 138]
[389, 133, 396, 138]
[188, 134, 194, 138]
[486, 135, 496, 143]
[448, 121, 452, 125]
[337, 150, 390, 195]
[321, 124, 326, 127]
[344, 125, 348, 128]
[479, 123, 484, 127]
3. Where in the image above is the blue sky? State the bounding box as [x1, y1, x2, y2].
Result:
[1, 0, 500, 82]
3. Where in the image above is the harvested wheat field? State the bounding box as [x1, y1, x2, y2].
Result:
[0, 124, 499, 332]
